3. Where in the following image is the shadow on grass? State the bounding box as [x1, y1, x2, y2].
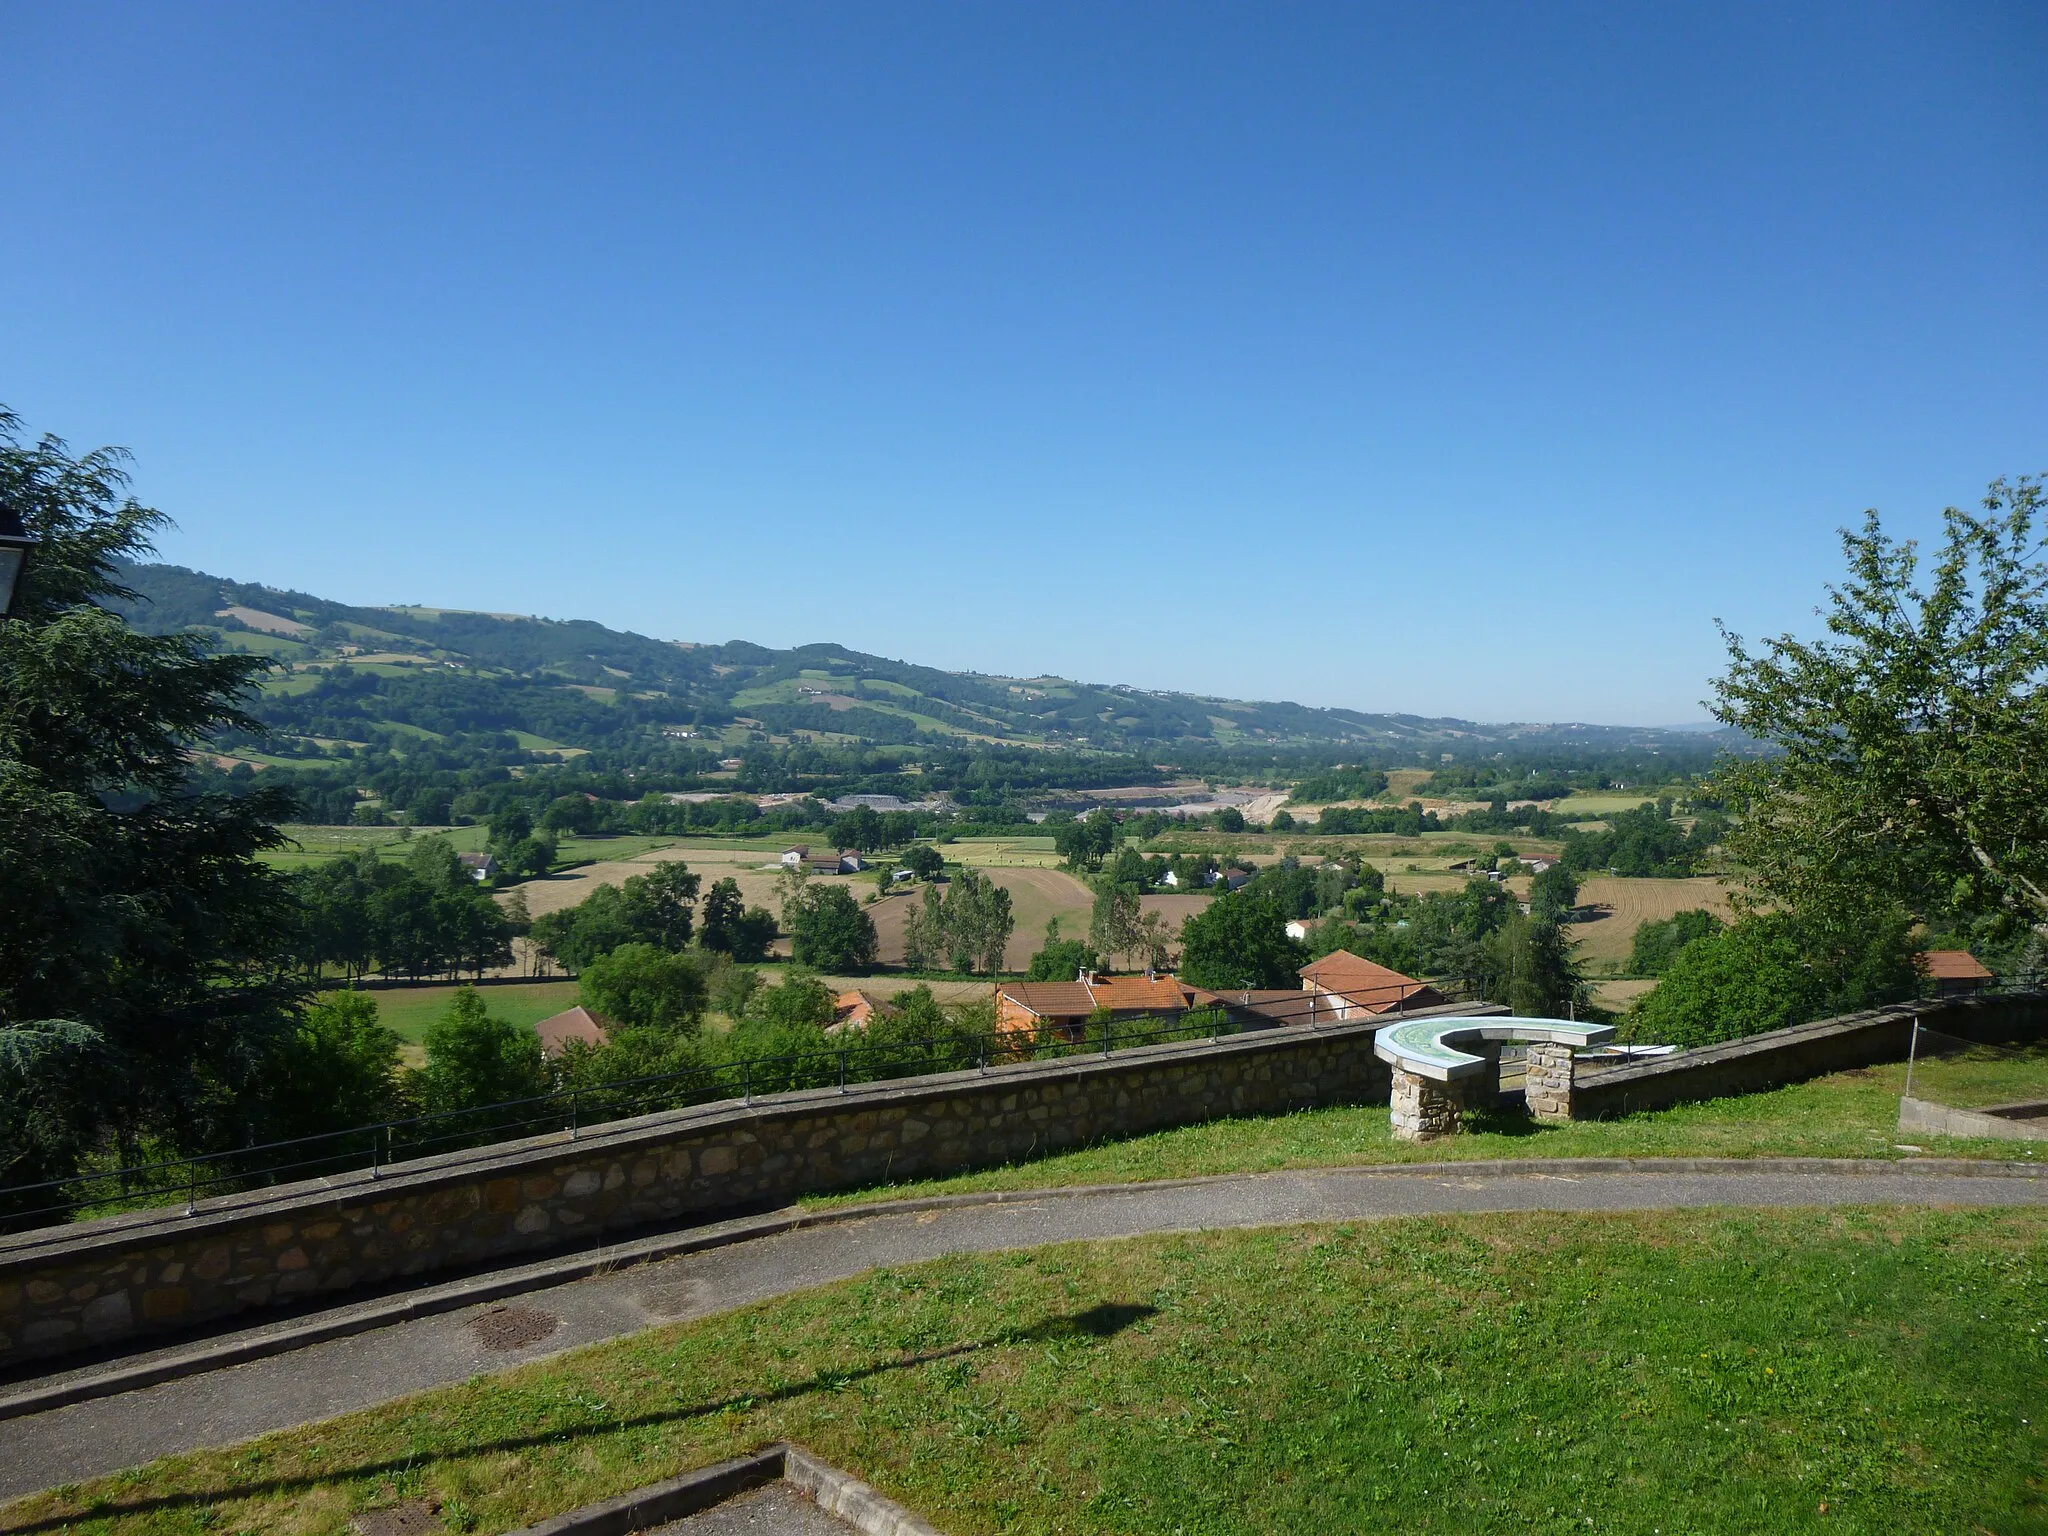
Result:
[9, 1304, 1158, 1533]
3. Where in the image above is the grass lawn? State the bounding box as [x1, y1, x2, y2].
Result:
[550, 834, 676, 866]
[260, 825, 489, 869]
[8, 1206, 2041, 1534]
[799, 1052, 2044, 1210]
[361, 981, 582, 1044]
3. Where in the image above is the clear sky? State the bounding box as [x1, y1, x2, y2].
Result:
[4, 4, 2042, 725]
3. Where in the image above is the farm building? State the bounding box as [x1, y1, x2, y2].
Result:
[1918, 949, 1994, 997]
[806, 849, 866, 875]
[780, 846, 810, 866]
[534, 1005, 610, 1057]
[1298, 950, 1445, 1020]
[457, 851, 498, 883]
[994, 972, 1219, 1042]
[830, 990, 895, 1032]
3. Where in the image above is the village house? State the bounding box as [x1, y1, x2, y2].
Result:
[780, 846, 810, 866]
[807, 849, 865, 875]
[1297, 950, 1445, 1020]
[829, 989, 895, 1032]
[533, 1004, 610, 1057]
[994, 971, 1219, 1042]
[457, 851, 498, 883]
[1919, 949, 1994, 997]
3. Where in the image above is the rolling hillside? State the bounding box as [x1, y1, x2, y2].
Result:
[115, 559, 1738, 769]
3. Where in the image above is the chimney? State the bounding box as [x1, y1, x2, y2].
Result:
[1080, 968, 1097, 986]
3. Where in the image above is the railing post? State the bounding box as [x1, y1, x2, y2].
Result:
[839, 1049, 848, 1094]
[371, 1123, 381, 1180]
[186, 1160, 197, 1217]
[744, 1059, 752, 1106]
[570, 1089, 580, 1141]
[1102, 1015, 1113, 1058]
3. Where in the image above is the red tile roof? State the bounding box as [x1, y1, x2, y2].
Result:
[1918, 949, 1993, 981]
[1298, 950, 1438, 1013]
[535, 1004, 610, 1056]
[998, 974, 1208, 1019]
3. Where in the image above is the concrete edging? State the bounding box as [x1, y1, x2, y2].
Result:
[496, 1441, 943, 1536]
[2, 1154, 2037, 1423]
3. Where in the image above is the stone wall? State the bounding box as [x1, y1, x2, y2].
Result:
[0, 1002, 1496, 1371]
[1572, 994, 2046, 1120]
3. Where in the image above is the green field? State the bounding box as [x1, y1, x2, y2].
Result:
[550, 833, 677, 865]
[12, 1205, 2041, 1533]
[357, 980, 581, 1044]
[943, 836, 1064, 868]
[259, 823, 490, 869]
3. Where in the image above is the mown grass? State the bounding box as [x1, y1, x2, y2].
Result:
[6, 1207, 2041, 1534]
[363, 982, 582, 1044]
[801, 1053, 2043, 1210]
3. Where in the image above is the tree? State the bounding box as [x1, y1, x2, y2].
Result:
[700, 877, 746, 954]
[1627, 910, 1918, 1047]
[1177, 889, 1308, 991]
[831, 804, 884, 852]
[748, 972, 837, 1030]
[786, 885, 879, 972]
[411, 987, 549, 1115]
[0, 409, 304, 1171]
[265, 990, 406, 1139]
[1628, 909, 1723, 976]
[618, 860, 699, 950]
[1479, 916, 1585, 1018]
[579, 942, 707, 1033]
[899, 842, 944, 881]
[939, 869, 1014, 973]
[1712, 478, 2048, 958]
[1055, 808, 1119, 872]
[1270, 809, 1296, 831]
[1213, 807, 1246, 833]
[1527, 864, 1580, 925]
[1088, 882, 1146, 967]
[1027, 917, 1099, 981]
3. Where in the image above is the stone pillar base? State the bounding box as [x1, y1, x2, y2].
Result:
[1390, 1068, 1467, 1141]
[1524, 1041, 1576, 1122]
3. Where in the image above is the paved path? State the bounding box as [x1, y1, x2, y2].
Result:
[2, 1161, 2043, 1503]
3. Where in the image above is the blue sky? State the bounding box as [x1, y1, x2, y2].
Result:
[4, 3, 2042, 725]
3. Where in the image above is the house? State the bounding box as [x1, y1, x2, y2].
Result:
[718, 757, 745, 771]
[806, 849, 865, 875]
[534, 1005, 610, 1057]
[1519, 854, 1564, 874]
[830, 989, 895, 1032]
[1297, 950, 1445, 1020]
[1222, 870, 1256, 892]
[1211, 988, 1321, 1030]
[457, 851, 498, 884]
[1285, 918, 1312, 942]
[1158, 868, 1180, 888]
[995, 972, 1220, 1042]
[1919, 949, 1994, 997]
[780, 846, 811, 867]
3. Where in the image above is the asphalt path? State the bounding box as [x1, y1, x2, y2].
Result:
[2, 1161, 2042, 1504]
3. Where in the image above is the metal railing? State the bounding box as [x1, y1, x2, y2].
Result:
[0, 985, 1458, 1231]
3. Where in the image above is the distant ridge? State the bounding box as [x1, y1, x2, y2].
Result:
[111, 558, 1751, 761]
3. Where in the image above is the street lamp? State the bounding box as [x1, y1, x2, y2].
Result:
[0, 505, 32, 618]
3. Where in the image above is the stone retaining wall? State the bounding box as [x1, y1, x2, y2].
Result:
[0, 1002, 1496, 1372]
[1572, 994, 2046, 1120]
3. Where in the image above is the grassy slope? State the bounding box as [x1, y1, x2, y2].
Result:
[8, 1207, 2041, 1534]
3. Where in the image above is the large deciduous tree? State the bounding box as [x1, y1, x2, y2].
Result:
[1711, 478, 2048, 961]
